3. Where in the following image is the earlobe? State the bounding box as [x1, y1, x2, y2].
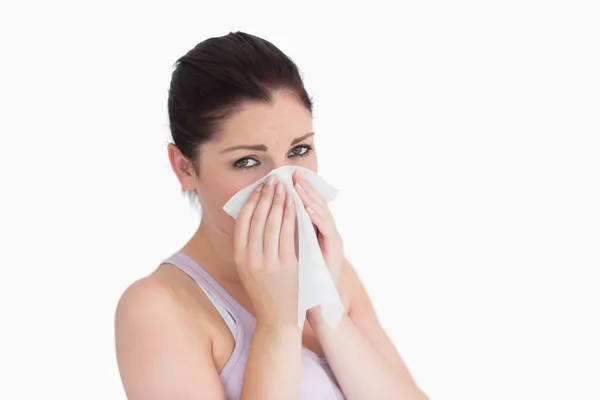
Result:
[167, 144, 196, 191]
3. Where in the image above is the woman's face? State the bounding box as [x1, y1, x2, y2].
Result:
[192, 91, 317, 232]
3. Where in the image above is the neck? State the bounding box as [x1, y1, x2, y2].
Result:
[182, 219, 241, 284]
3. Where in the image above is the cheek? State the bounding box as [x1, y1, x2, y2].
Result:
[209, 176, 261, 231]
[303, 153, 318, 172]
[203, 174, 260, 210]
[198, 176, 230, 211]
[222, 181, 246, 203]
[218, 182, 245, 209]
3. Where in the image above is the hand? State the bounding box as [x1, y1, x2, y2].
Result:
[233, 175, 299, 328]
[292, 170, 344, 289]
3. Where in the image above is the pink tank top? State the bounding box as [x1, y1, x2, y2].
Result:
[160, 251, 345, 400]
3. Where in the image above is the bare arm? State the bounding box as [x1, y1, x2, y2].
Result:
[235, 177, 304, 399]
[115, 179, 304, 399]
[115, 278, 226, 400]
[115, 278, 303, 400]
[241, 323, 302, 400]
[290, 171, 428, 399]
[307, 263, 429, 400]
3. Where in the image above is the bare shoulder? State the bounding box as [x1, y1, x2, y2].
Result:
[115, 270, 225, 399]
[117, 274, 178, 316]
[115, 266, 201, 326]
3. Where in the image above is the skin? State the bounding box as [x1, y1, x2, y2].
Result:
[115, 91, 429, 399]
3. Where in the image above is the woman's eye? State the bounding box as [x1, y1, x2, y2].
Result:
[234, 146, 311, 169]
[289, 145, 311, 157]
[234, 158, 259, 168]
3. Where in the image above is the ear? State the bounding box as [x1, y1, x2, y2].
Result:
[167, 144, 197, 191]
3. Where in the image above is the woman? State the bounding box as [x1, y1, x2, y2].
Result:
[115, 31, 428, 400]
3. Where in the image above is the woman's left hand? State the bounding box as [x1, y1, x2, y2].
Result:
[292, 170, 344, 289]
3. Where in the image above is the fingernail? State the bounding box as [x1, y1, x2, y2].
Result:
[295, 182, 304, 192]
[276, 181, 284, 193]
[287, 196, 294, 207]
[255, 184, 263, 192]
[306, 206, 314, 214]
[267, 175, 276, 186]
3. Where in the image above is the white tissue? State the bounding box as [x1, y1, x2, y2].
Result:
[223, 166, 344, 330]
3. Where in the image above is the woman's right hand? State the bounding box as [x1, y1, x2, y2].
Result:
[233, 174, 299, 328]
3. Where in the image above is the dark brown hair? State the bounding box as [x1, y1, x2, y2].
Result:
[167, 31, 313, 201]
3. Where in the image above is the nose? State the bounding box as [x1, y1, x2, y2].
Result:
[271, 160, 286, 170]
[270, 155, 290, 170]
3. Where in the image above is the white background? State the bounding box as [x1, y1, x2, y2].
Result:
[1, 1, 599, 399]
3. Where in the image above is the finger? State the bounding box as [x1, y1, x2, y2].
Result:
[295, 180, 326, 216]
[296, 184, 339, 239]
[307, 207, 343, 257]
[234, 184, 264, 251]
[279, 195, 297, 260]
[248, 175, 277, 255]
[294, 174, 327, 208]
[304, 201, 334, 236]
[264, 179, 286, 259]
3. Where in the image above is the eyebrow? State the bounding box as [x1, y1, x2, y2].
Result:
[220, 132, 314, 153]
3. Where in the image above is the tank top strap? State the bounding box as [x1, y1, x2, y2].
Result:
[160, 250, 254, 325]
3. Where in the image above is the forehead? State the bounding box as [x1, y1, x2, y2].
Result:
[216, 92, 313, 145]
